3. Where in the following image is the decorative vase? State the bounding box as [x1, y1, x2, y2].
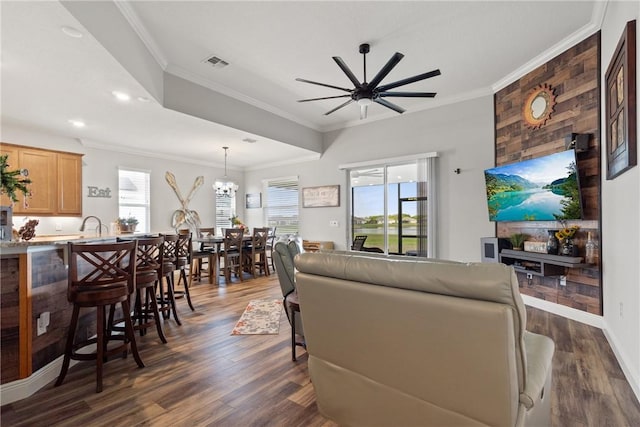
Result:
[546, 230, 559, 255]
[560, 238, 578, 257]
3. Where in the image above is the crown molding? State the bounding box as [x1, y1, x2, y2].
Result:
[492, 21, 601, 93]
[114, 0, 168, 70]
[321, 86, 493, 133]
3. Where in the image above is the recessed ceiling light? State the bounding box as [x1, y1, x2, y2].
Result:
[61, 26, 83, 38]
[68, 119, 85, 128]
[112, 91, 131, 102]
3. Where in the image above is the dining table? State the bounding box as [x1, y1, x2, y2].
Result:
[192, 234, 254, 285]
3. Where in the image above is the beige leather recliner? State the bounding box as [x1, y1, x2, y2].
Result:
[295, 252, 554, 427]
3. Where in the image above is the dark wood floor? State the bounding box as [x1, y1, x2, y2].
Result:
[2, 271, 640, 426]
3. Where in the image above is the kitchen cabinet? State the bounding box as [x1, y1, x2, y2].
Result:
[0, 143, 83, 216]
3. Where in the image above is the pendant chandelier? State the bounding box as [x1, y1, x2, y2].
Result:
[214, 146, 238, 197]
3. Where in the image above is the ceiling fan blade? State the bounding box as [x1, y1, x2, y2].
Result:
[332, 57, 362, 88]
[376, 69, 441, 92]
[295, 78, 352, 93]
[298, 94, 352, 102]
[368, 52, 404, 89]
[377, 91, 437, 98]
[325, 99, 354, 116]
[374, 98, 406, 114]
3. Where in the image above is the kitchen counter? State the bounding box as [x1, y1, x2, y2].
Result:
[0, 233, 149, 254]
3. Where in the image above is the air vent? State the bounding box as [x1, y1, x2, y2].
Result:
[242, 138, 257, 144]
[204, 55, 229, 69]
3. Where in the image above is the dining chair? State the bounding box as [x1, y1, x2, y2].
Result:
[56, 241, 144, 393]
[190, 226, 216, 283]
[266, 226, 277, 271]
[243, 227, 270, 278]
[219, 228, 244, 283]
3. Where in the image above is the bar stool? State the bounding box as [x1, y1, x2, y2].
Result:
[173, 233, 195, 311]
[55, 241, 144, 393]
[111, 236, 167, 343]
[157, 234, 181, 325]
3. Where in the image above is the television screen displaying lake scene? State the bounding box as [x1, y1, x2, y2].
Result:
[484, 150, 582, 221]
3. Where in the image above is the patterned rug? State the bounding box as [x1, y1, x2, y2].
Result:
[231, 299, 283, 335]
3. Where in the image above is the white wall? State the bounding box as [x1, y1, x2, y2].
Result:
[1, 122, 236, 235]
[600, 1, 640, 400]
[245, 95, 495, 260]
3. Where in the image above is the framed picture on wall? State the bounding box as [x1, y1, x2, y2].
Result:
[246, 193, 261, 209]
[605, 20, 637, 180]
[302, 185, 340, 208]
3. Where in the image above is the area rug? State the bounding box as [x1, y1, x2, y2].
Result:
[231, 299, 283, 335]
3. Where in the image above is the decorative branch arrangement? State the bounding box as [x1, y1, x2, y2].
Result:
[165, 172, 204, 231]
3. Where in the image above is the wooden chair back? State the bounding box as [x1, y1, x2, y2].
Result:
[67, 240, 137, 299]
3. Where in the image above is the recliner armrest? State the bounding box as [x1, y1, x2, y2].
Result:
[520, 331, 554, 409]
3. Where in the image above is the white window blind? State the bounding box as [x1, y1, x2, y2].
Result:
[118, 168, 150, 233]
[215, 192, 235, 235]
[264, 176, 299, 235]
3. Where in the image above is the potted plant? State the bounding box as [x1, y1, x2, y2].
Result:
[0, 154, 31, 204]
[509, 233, 528, 250]
[116, 216, 139, 233]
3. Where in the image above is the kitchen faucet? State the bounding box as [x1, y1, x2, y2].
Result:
[79, 215, 105, 236]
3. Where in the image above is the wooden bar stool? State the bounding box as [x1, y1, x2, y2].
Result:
[111, 236, 167, 343]
[157, 234, 181, 325]
[55, 241, 144, 393]
[173, 233, 195, 311]
[219, 228, 244, 283]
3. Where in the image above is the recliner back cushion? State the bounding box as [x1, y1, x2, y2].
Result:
[295, 252, 528, 395]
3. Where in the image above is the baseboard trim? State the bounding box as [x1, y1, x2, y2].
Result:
[602, 325, 640, 404]
[0, 356, 78, 405]
[522, 295, 604, 328]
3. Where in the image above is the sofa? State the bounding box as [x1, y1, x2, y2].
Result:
[295, 251, 554, 427]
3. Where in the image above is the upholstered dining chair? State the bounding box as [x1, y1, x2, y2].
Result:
[273, 240, 304, 339]
[219, 228, 244, 283]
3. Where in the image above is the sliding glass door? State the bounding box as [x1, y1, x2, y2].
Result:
[350, 159, 432, 256]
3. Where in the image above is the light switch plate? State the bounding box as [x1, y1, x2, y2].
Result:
[329, 220, 339, 227]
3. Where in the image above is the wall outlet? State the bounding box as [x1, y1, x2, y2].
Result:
[55, 223, 63, 231]
[329, 220, 339, 227]
[36, 311, 50, 336]
[559, 275, 567, 287]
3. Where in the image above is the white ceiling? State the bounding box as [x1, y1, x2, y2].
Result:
[1, 1, 599, 170]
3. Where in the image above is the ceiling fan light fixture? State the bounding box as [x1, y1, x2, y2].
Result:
[357, 98, 373, 106]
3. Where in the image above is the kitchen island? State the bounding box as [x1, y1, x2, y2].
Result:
[0, 234, 136, 402]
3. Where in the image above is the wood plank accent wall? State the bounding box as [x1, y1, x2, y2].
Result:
[494, 32, 602, 315]
[1, 256, 21, 383]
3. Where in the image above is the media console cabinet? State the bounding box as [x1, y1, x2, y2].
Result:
[499, 249, 589, 277]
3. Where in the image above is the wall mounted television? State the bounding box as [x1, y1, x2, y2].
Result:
[484, 149, 582, 222]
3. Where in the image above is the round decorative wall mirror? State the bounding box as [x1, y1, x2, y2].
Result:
[523, 83, 557, 129]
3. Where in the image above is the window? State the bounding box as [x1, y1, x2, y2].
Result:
[215, 191, 236, 235]
[341, 154, 437, 257]
[263, 176, 299, 235]
[118, 168, 150, 233]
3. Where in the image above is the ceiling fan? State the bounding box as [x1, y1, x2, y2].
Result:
[297, 43, 441, 119]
